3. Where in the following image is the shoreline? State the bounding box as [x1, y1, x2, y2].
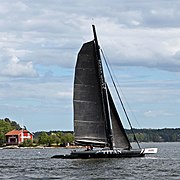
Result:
[0, 145, 84, 150]
[1, 142, 179, 150]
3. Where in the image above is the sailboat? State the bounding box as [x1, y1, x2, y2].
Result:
[52, 25, 157, 159]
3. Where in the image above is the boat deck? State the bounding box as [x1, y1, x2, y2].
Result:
[51, 149, 145, 159]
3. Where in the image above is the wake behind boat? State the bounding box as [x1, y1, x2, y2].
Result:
[52, 25, 157, 159]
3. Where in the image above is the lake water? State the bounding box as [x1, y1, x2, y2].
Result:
[0, 142, 179, 179]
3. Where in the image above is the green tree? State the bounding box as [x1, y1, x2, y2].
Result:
[135, 133, 144, 142]
[38, 132, 49, 146]
[19, 139, 33, 147]
[0, 119, 14, 146]
[62, 133, 74, 145]
[47, 134, 57, 146]
[4, 118, 21, 129]
[50, 133, 61, 146]
[56, 132, 63, 139]
[171, 133, 177, 142]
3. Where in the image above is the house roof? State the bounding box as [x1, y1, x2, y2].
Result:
[5, 129, 31, 136]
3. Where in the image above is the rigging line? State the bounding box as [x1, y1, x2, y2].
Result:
[102, 52, 141, 129]
[98, 41, 141, 129]
[100, 49, 141, 149]
[109, 73, 142, 129]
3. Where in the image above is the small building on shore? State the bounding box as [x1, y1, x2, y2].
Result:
[5, 129, 33, 145]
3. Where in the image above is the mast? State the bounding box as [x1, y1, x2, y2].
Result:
[92, 25, 113, 150]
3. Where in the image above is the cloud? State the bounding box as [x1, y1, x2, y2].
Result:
[1, 55, 38, 77]
[1, 0, 180, 72]
[0, 0, 180, 130]
[144, 110, 173, 118]
[99, 26, 180, 72]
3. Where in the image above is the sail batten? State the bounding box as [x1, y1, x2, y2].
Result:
[75, 120, 105, 124]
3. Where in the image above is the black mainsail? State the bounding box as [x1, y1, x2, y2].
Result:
[73, 40, 107, 146]
[74, 25, 131, 150]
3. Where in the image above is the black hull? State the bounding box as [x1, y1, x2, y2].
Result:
[51, 149, 145, 159]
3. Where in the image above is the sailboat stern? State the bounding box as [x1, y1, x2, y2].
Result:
[143, 148, 158, 154]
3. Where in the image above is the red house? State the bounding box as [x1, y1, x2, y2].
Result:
[5, 129, 33, 145]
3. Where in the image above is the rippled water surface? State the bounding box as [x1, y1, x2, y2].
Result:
[0, 142, 179, 179]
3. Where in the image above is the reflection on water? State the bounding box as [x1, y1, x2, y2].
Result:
[0, 143, 180, 179]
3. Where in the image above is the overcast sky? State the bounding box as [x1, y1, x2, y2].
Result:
[0, 0, 180, 131]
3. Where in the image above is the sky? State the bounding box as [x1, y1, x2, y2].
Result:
[0, 0, 180, 132]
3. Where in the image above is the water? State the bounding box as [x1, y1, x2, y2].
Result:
[0, 142, 179, 179]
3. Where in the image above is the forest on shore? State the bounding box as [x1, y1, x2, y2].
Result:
[0, 118, 180, 147]
[126, 128, 180, 142]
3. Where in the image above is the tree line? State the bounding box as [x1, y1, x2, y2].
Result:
[31, 131, 74, 147]
[19, 131, 74, 147]
[0, 118, 180, 147]
[126, 128, 180, 142]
